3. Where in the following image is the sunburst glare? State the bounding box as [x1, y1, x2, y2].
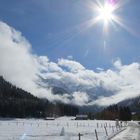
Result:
[98, 2, 114, 24]
[93, 0, 120, 33]
[87, 0, 135, 37]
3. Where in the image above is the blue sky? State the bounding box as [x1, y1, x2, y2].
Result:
[0, 0, 140, 70]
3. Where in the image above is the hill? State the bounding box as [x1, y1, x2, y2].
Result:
[0, 76, 78, 118]
[118, 96, 140, 113]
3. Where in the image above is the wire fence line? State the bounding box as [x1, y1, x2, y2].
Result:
[0, 120, 127, 140]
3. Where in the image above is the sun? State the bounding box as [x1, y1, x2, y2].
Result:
[98, 3, 114, 24]
[77, 0, 133, 38]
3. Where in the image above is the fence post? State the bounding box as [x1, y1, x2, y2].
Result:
[78, 133, 81, 140]
[112, 126, 114, 133]
[60, 127, 65, 136]
[95, 129, 99, 140]
[97, 123, 98, 128]
[104, 126, 108, 136]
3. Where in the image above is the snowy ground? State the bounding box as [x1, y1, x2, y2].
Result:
[0, 117, 126, 140]
[110, 121, 140, 140]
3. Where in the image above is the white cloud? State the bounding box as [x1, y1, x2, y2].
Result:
[39, 57, 140, 106]
[67, 55, 73, 60]
[0, 21, 140, 106]
[72, 92, 89, 106]
[113, 58, 122, 69]
[58, 58, 85, 73]
[96, 67, 104, 71]
[0, 21, 38, 91]
[0, 21, 54, 100]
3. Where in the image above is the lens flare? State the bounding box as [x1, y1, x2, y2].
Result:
[98, 3, 114, 23]
[87, 0, 123, 33]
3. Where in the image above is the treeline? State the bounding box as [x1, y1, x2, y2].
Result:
[132, 97, 140, 120]
[95, 105, 132, 121]
[0, 76, 78, 118]
[118, 96, 140, 120]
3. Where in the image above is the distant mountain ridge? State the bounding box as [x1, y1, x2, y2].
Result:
[0, 75, 139, 117]
[39, 76, 114, 101]
[38, 75, 140, 114]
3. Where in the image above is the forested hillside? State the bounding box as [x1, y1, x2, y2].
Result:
[0, 76, 78, 118]
[95, 105, 132, 120]
[95, 98, 140, 120]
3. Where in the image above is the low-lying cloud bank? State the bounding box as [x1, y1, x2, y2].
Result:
[0, 21, 140, 106]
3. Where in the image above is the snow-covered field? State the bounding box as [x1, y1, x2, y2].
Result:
[0, 117, 125, 140]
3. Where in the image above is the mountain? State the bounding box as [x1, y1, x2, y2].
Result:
[0, 76, 79, 118]
[0, 76, 38, 100]
[0, 76, 49, 118]
[94, 96, 140, 120]
[52, 86, 70, 95]
[118, 96, 140, 113]
[38, 76, 114, 101]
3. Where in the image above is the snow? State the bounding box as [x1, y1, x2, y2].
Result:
[0, 117, 126, 140]
[110, 121, 140, 140]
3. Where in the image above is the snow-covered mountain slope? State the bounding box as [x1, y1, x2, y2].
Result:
[38, 76, 114, 100]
